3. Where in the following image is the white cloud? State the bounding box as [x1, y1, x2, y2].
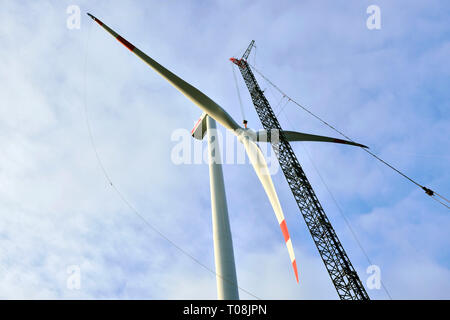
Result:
[0, 0, 447, 299]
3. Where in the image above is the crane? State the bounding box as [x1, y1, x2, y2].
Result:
[231, 41, 370, 300]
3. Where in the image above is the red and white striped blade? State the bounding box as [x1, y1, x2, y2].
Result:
[86, 13, 241, 133]
[242, 138, 299, 283]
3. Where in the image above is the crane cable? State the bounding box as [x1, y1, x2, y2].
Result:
[231, 61, 246, 123]
[279, 109, 393, 299]
[247, 62, 449, 210]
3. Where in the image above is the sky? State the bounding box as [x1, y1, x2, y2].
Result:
[0, 0, 449, 299]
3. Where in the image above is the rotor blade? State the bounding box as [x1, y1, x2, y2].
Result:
[87, 13, 241, 132]
[241, 137, 299, 283]
[256, 130, 368, 148]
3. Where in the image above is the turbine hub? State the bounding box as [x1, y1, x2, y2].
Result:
[236, 127, 257, 144]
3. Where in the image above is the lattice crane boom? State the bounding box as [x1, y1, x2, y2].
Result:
[231, 42, 370, 300]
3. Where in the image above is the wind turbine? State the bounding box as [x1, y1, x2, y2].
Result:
[87, 13, 367, 299]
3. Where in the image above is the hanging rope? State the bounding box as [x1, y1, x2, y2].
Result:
[231, 61, 246, 122]
[272, 95, 287, 115]
[276, 96, 291, 118]
[248, 62, 449, 209]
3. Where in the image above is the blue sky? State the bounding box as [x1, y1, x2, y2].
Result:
[0, 0, 448, 299]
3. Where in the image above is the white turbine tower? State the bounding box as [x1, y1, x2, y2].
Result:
[87, 13, 368, 300]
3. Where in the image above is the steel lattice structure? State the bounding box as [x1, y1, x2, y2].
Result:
[231, 41, 370, 300]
